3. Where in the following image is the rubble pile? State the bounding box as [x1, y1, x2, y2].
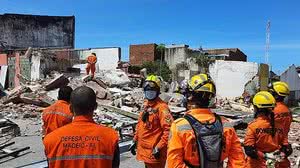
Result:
[288, 122, 300, 167]
[216, 98, 253, 113]
[1, 68, 300, 167]
[110, 88, 144, 113]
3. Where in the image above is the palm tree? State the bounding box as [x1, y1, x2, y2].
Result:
[156, 43, 166, 76]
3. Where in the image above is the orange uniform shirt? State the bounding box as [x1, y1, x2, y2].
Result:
[273, 102, 292, 145]
[167, 109, 245, 168]
[44, 115, 119, 168]
[42, 100, 73, 136]
[244, 115, 285, 168]
[87, 55, 97, 64]
[134, 98, 173, 164]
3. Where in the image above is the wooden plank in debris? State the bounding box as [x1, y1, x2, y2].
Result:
[0, 146, 30, 160]
[119, 141, 132, 154]
[45, 74, 69, 91]
[0, 142, 15, 150]
[99, 104, 139, 119]
[212, 109, 251, 119]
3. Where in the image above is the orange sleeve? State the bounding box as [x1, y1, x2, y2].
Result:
[156, 106, 173, 149]
[244, 125, 256, 148]
[225, 128, 246, 168]
[133, 113, 142, 142]
[167, 123, 189, 168]
[283, 111, 292, 145]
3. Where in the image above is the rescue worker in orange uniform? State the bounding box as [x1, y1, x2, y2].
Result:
[129, 75, 173, 168]
[269, 81, 293, 167]
[86, 53, 97, 78]
[42, 86, 73, 136]
[167, 74, 246, 168]
[167, 74, 245, 168]
[44, 86, 120, 168]
[244, 91, 289, 168]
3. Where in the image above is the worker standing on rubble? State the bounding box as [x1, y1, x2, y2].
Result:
[269, 81, 293, 167]
[167, 73, 246, 168]
[42, 86, 73, 136]
[44, 86, 120, 168]
[86, 52, 97, 78]
[244, 91, 289, 168]
[129, 75, 173, 168]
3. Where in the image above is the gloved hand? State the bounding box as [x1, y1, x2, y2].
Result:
[264, 152, 276, 160]
[141, 111, 149, 122]
[280, 144, 293, 157]
[152, 147, 160, 160]
[129, 141, 137, 155]
[264, 150, 284, 162]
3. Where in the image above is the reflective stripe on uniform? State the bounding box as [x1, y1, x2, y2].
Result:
[43, 111, 73, 119]
[48, 154, 113, 162]
[177, 124, 192, 131]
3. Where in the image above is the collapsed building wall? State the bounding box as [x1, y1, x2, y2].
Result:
[209, 60, 258, 99]
[78, 48, 121, 71]
[280, 65, 300, 105]
[0, 13, 75, 49]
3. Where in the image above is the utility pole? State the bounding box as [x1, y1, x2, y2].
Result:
[265, 20, 271, 65]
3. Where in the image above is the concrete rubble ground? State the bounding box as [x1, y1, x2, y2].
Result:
[0, 71, 300, 167]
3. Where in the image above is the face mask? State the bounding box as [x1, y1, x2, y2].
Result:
[145, 90, 158, 100]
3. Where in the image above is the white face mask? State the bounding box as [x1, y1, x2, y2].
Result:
[145, 90, 158, 100]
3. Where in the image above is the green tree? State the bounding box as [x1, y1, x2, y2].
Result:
[190, 51, 214, 73]
[156, 43, 166, 76]
[141, 60, 172, 81]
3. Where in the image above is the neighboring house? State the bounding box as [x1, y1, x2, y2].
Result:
[0, 13, 75, 49]
[164, 44, 248, 81]
[205, 48, 247, 62]
[129, 43, 159, 66]
[280, 64, 300, 106]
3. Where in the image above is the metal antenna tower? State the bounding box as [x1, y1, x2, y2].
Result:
[265, 20, 271, 65]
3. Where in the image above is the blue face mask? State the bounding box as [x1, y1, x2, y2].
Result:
[145, 90, 158, 100]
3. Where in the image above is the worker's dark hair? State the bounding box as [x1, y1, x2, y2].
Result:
[70, 86, 97, 116]
[91, 53, 96, 56]
[58, 86, 73, 102]
[188, 91, 212, 108]
[254, 106, 275, 137]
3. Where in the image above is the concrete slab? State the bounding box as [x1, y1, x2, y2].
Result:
[45, 74, 69, 91]
[0, 65, 8, 88]
[30, 53, 41, 81]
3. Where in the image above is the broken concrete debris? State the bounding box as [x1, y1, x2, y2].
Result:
[1, 67, 300, 167]
[96, 69, 131, 87]
[45, 74, 69, 91]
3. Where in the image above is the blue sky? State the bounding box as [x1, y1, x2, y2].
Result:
[1, 0, 299, 73]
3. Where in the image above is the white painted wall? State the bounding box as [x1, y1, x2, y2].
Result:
[280, 65, 300, 91]
[209, 60, 258, 99]
[80, 48, 120, 71]
[31, 52, 41, 81]
[165, 46, 187, 70]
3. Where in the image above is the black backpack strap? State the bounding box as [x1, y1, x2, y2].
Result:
[184, 113, 223, 168]
[184, 114, 206, 168]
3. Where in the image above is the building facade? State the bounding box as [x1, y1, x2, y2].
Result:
[0, 13, 75, 49]
[164, 44, 248, 81]
[129, 43, 158, 66]
[280, 64, 300, 105]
